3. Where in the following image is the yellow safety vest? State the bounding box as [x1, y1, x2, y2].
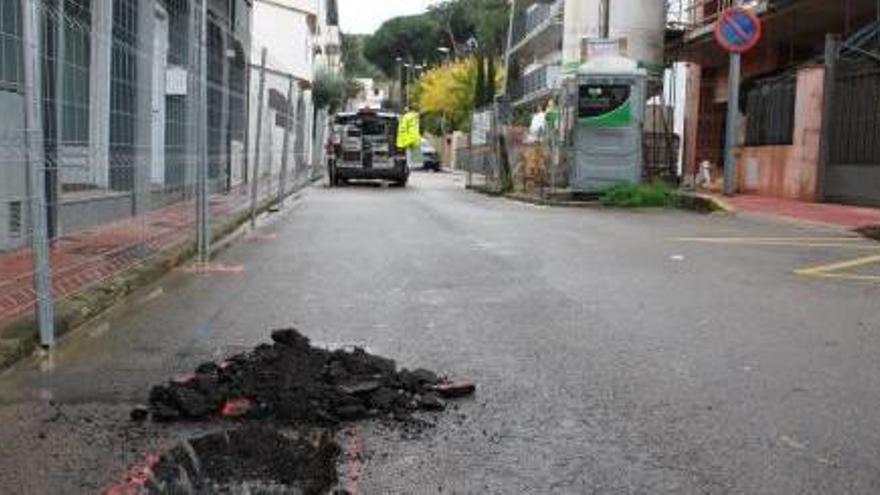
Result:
[396, 111, 421, 149]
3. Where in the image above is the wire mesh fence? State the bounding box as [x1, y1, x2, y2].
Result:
[0, 0, 327, 344]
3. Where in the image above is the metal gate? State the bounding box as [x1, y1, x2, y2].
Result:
[825, 57, 880, 206]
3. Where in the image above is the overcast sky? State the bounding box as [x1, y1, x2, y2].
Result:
[338, 0, 439, 34]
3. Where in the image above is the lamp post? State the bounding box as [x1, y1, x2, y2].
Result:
[395, 56, 404, 109]
[504, 0, 517, 96]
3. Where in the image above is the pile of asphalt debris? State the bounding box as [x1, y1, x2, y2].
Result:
[141, 328, 473, 424]
[132, 328, 474, 494]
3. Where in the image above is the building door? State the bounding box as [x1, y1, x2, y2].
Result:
[151, 4, 168, 185]
[824, 57, 880, 206]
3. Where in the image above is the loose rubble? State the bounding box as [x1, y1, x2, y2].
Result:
[129, 328, 476, 493]
[144, 328, 474, 424]
[148, 426, 340, 494]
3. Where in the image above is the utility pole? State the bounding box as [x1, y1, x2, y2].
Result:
[723, 0, 742, 196]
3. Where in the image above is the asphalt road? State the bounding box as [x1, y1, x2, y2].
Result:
[1, 172, 879, 494]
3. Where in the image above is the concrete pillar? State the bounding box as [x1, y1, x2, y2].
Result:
[89, 0, 113, 189]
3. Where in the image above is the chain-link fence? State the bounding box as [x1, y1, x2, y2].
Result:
[0, 0, 327, 345]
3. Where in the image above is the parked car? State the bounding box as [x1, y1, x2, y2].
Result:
[327, 110, 409, 187]
[421, 138, 442, 172]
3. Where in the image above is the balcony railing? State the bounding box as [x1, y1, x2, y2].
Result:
[510, 64, 561, 104]
[510, 0, 564, 50]
[670, 0, 769, 33]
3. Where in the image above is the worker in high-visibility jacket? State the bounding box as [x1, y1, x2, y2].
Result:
[397, 107, 421, 148]
[397, 107, 421, 168]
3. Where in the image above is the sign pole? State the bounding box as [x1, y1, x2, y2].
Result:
[723, 49, 741, 196]
[712, 0, 761, 197]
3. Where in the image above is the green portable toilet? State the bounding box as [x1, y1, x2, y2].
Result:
[565, 56, 647, 192]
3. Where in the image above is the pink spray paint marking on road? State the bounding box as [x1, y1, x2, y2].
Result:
[341, 425, 365, 494]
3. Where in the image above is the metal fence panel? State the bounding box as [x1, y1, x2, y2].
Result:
[0, 0, 326, 342]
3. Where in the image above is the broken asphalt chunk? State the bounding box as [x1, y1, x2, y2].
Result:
[432, 380, 476, 398]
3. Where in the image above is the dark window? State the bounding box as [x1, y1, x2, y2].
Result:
[326, 0, 338, 26]
[0, 0, 22, 91]
[8, 201, 22, 238]
[578, 84, 630, 119]
[745, 75, 795, 146]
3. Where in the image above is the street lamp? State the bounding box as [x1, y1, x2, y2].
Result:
[396, 57, 405, 110]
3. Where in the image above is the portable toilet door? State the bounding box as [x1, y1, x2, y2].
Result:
[569, 60, 646, 193]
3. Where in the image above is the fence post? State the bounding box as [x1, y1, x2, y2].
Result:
[220, 25, 231, 192]
[250, 48, 268, 228]
[815, 34, 839, 203]
[278, 75, 295, 205]
[196, 0, 210, 262]
[134, 1, 155, 218]
[22, 0, 55, 347]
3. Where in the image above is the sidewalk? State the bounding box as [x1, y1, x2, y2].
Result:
[720, 194, 880, 230]
[0, 188, 251, 327]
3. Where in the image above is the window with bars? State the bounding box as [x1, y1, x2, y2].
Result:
[744, 75, 796, 146]
[0, 0, 23, 92]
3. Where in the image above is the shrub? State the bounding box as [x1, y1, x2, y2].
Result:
[600, 181, 674, 208]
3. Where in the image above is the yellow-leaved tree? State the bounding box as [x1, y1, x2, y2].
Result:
[413, 56, 502, 134]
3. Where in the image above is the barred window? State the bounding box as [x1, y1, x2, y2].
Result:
[745, 75, 796, 146]
[0, 0, 23, 91]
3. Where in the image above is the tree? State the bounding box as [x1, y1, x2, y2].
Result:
[363, 14, 443, 77]
[414, 56, 503, 133]
[361, 0, 512, 79]
[428, 0, 510, 56]
[312, 68, 348, 113]
[341, 34, 384, 80]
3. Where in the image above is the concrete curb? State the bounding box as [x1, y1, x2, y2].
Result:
[467, 186, 732, 212]
[504, 192, 602, 208]
[0, 186, 312, 371]
[672, 191, 734, 214]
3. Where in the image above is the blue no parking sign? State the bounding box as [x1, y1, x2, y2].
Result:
[714, 7, 762, 53]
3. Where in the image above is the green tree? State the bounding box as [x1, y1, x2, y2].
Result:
[312, 68, 348, 113]
[363, 14, 443, 77]
[428, 0, 510, 56]
[341, 34, 384, 80]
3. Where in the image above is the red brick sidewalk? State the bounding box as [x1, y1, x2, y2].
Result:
[0, 189, 250, 326]
[722, 194, 880, 229]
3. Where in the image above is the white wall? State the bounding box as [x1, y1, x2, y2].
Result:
[563, 0, 665, 67]
[252, 0, 316, 81]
